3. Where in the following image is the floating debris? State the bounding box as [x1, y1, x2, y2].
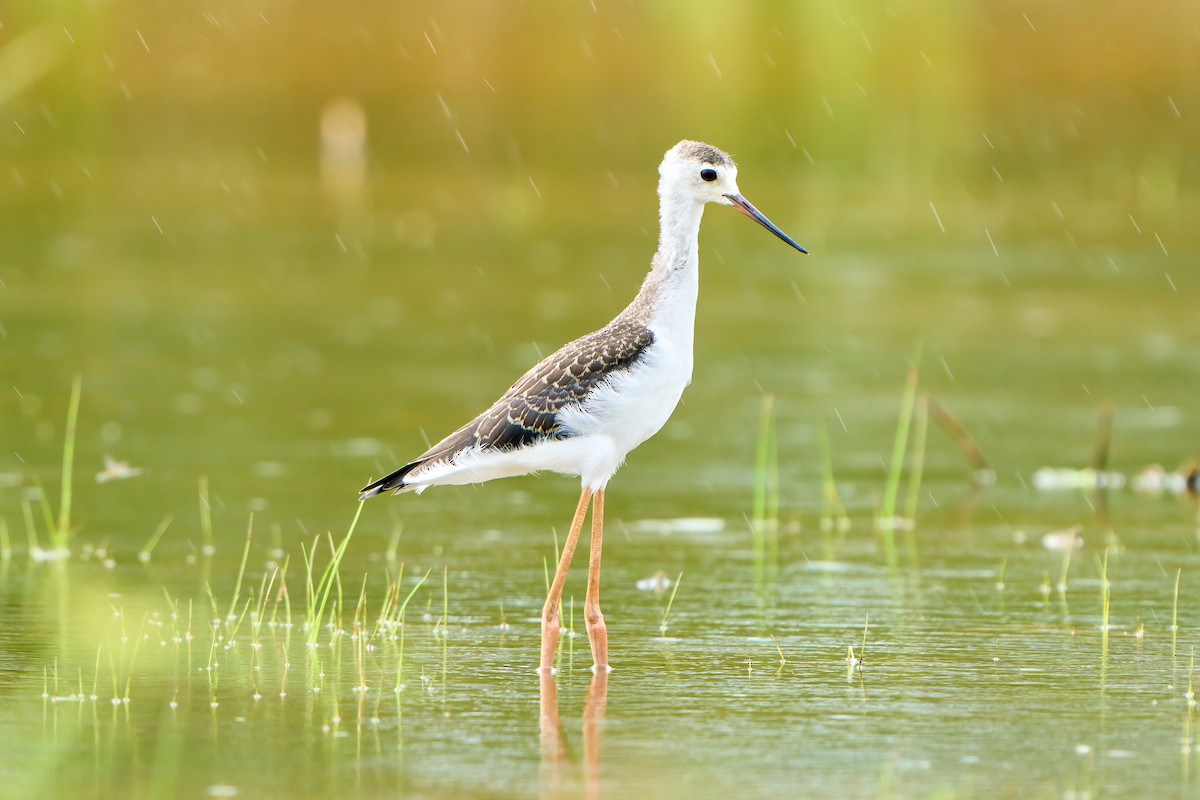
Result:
[1132, 462, 1199, 496]
[625, 517, 726, 536]
[1041, 526, 1083, 553]
[635, 570, 671, 593]
[1032, 467, 1125, 492]
[95, 455, 147, 483]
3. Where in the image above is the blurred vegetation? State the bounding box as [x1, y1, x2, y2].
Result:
[2, 0, 1197, 532]
[4, 1, 1197, 204]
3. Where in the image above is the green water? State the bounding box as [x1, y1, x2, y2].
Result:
[4, 1, 1200, 798]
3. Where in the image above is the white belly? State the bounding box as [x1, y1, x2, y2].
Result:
[557, 338, 692, 486]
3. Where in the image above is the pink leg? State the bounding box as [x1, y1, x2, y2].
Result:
[585, 489, 609, 672]
[540, 488, 593, 674]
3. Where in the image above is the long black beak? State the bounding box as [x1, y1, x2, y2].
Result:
[724, 193, 807, 254]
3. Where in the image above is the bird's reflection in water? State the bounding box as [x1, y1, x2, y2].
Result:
[539, 669, 609, 799]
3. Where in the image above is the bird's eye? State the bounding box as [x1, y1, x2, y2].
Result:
[700, 168, 718, 182]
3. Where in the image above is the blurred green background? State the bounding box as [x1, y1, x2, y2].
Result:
[3, 3, 1200, 796]
[4, 0, 1197, 532]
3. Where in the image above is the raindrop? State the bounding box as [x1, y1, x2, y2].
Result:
[705, 53, 722, 79]
[928, 200, 945, 233]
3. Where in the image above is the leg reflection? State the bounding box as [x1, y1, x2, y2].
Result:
[583, 669, 608, 800]
[539, 670, 567, 797]
[538, 669, 610, 799]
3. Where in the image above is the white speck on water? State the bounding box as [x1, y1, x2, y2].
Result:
[636, 571, 671, 592]
[135, 29, 150, 52]
[1128, 214, 1141, 234]
[1168, 95, 1181, 118]
[151, 216, 163, 234]
[1154, 232, 1168, 255]
[1074, 744, 1091, 756]
[984, 228, 999, 256]
[929, 200, 945, 233]
[207, 787, 239, 798]
[1164, 272, 1177, 292]
[705, 52, 722, 79]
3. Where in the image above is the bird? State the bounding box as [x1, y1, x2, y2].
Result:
[360, 140, 806, 675]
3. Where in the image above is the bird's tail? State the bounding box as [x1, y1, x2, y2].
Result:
[359, 461, 422, 500]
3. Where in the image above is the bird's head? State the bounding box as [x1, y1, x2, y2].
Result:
[658, 140, 807, 254]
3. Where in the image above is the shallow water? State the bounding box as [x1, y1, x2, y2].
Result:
[4, 2, 1200, 798]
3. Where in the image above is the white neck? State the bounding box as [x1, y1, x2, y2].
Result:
[618, 190, 705, 335]
[654, 191, 705, 276]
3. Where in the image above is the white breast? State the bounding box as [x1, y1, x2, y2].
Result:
[557, 269, 699, 488]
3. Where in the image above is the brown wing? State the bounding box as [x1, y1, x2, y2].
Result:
[359, 318, 654, 497]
